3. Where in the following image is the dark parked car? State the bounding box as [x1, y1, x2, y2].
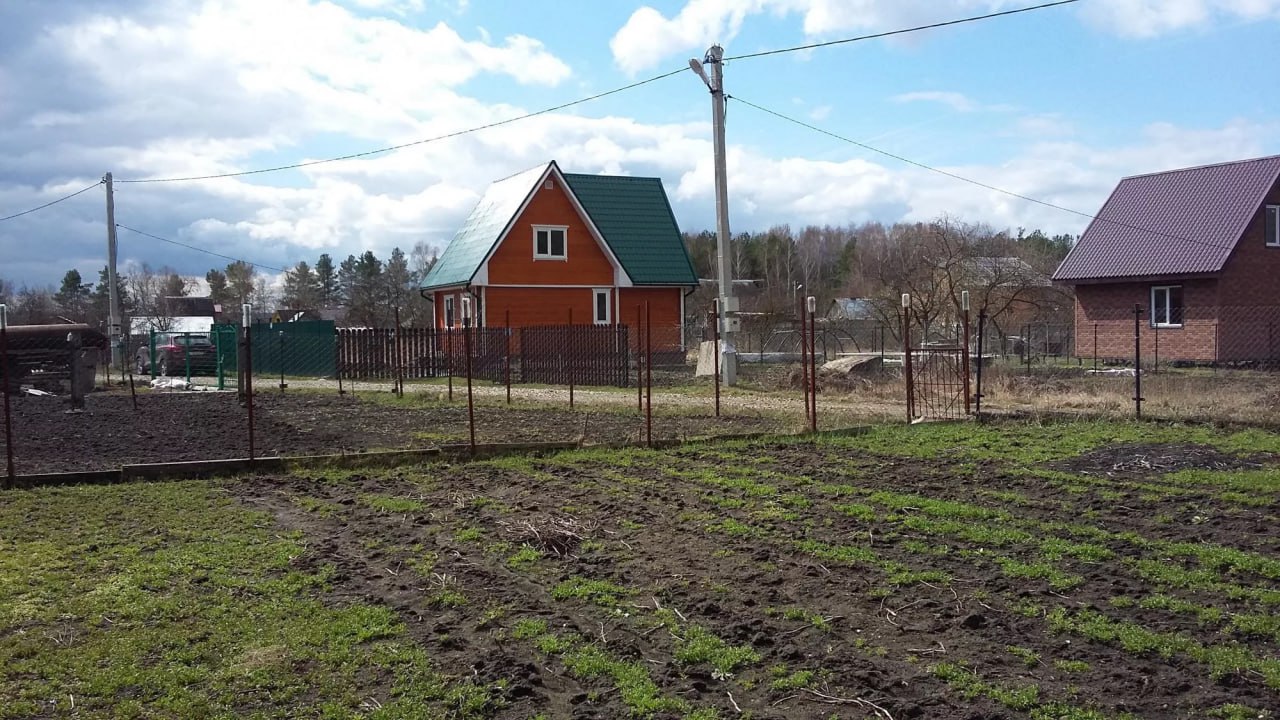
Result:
[136, 332, 219, 375]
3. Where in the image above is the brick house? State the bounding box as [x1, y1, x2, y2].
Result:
[420, 161, 698, 348]
[1053, 155, 1280, 363]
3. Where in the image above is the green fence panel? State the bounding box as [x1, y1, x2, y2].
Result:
[250, 320, 337, 378]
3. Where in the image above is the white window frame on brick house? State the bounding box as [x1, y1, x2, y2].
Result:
[444, 295, 455, 328]
[1151, 285, 1183, 328]
[1266, 205, 1280, 248]
[533, 225, 568, 260]
[592, 288, 611, 325]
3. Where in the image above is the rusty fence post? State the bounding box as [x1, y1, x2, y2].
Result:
[446, 325, 454, 402]
[712, 301, 720, 418]
[1, 304, 14, 488]
[800, 296, 810, 425]
[1093, 322, 1098, 373]
[808, 296, 817, 433]
[902, 294, 913, 423]
[568, 308, 575, 410]
[961, 291, 971, 416]
[1133, 303, 1143, 420]
[243, 304, 256, 465]
[505, 309, 512, 405]
[464, 310, 476, 456]
[395, 307, 404, 398]
[646, 301, 653, 447]
[636, 305, 643, 412]
[975, 309, 986, 420]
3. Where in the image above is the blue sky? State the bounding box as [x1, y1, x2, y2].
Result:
[2, 0, 1279, 290]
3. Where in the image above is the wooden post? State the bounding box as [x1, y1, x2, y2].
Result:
[808, 297, 817, 433]
[636, 305, 643, 412]
[465, 314, 476, 455]
[446, 324, 453, 401]
[961, 291, 971, 415]
[975, 309, 986, 419]
[395, 306, 404, 398]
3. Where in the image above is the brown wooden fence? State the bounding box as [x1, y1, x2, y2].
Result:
[337, 327, 510, 381]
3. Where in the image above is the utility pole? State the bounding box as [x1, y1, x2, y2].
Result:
[690, 45, 737, 385]
[104, 172, 123, 372]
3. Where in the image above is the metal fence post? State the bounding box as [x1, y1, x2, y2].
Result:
[464, 313, 476, 456]
[636, 305, 643, 412]
[975, 309, 986, 419]
[446, 325, 454, 402]
[183, 331, 192, 385]
[712, 301, 721, 418]
[278, 330, 288, 392]
[568, 307, 575, 410]
[1133, 303, 1143, 420]
[243, 305, 256, 464]
[1, 304, 14, 488]
[1024, 323, 1031, 376]
[902, 294, 913, 423]
[505, 309, 512, 405]
[149, 330, 157, 378]
[961, 292, 971, 416]
[1093, 322, 1098, 373]
[646, 301, 653, 447]
[395, 307, 404, 398]
[808, 296, 817, 433]
[800, 295, 810, 425]
[1153, 325, 1159, 375]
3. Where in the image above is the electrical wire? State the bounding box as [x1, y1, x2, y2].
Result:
[117, 67, 688, 184]
[115, 223, 287, 273]
[729, 94, 1237, 253]
[724, 0, 1080, 61]
[0, 180, 103, 223]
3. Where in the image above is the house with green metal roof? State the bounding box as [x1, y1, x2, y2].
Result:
[420, 161, 697, 347]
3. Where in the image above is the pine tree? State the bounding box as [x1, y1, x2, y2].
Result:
[54, 269, 92, 320]
[315, 253, 337, 306]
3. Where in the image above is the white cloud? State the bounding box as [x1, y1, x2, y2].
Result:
[1081, 0, 1280, 37]
[610, 0, 1280, 73]
[809, 105, 832, 121]
[892, 91, 980, 113]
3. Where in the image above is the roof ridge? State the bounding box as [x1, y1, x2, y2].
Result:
[562, 172, 661, 182]
[492, 161, 552, 183]
[1120, 154, 1280, 181]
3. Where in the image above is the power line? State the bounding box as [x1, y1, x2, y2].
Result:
[118, 67, 687, 184]
[0, 180, 103, 223]
[729, 94, 1236, 253]
[115, 223, 287, 273]
[725, 0, 1080, 61]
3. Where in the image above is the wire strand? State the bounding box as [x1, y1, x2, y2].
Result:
[115, 223, 288, 273]
[117, 68, 687, 184]
[729, 94, 1235, 253]
[0, 180, 103, 223]
[724, 0, 1080, 61]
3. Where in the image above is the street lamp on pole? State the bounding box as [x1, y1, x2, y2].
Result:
[689, 45, 737, 386]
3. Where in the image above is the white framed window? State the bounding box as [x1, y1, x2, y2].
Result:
[1266, 205, 1279, 247]
[1151, 285, 1183, 328]
[593, 288, 611, 325]
[444, 295, 455, 328]
[533, 226, 567, 260]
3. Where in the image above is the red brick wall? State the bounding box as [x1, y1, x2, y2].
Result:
[486, 178, 615, 286]
[1073, 280, 1219, 362]
[1216, 180, 1280, 361]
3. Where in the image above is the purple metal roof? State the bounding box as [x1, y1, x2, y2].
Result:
[1053, 155, 1280, 283]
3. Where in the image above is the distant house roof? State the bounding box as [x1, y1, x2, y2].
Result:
[828, 298, 876, 320]
[421, 161, 697, 290]
[165, 296, 217, 316]
[965, 257, 1051, 287]
[1053, 155, 1280, 283]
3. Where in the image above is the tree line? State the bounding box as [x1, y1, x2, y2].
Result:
[4, 220, 1072, 335]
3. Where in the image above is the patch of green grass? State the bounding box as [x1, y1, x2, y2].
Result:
[672, 624, 761, 677]
[1207, 703, 1273, 720]
[1053, 659, 1091, 674]
[1046, 608, 1280, 688]
[550, 577, 632, 608]
[1039, 537, 1113, 563]
[454, 527, 483, 543]
[769, 667, 816, 691]
[1006, 645, 1041, 668]
[932, 662, 1039, 711]
[290, 494, 342, 517]
[0, 480, 503, 718]
[360, 493, 425, 514]
[833, 502, 876, 521]
[996, 558, 1083, 591]
[429, 589, 468, 608]
[506, 545, 543, 569]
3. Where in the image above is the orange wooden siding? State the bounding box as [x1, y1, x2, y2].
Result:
[486, 179, 615, 286]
